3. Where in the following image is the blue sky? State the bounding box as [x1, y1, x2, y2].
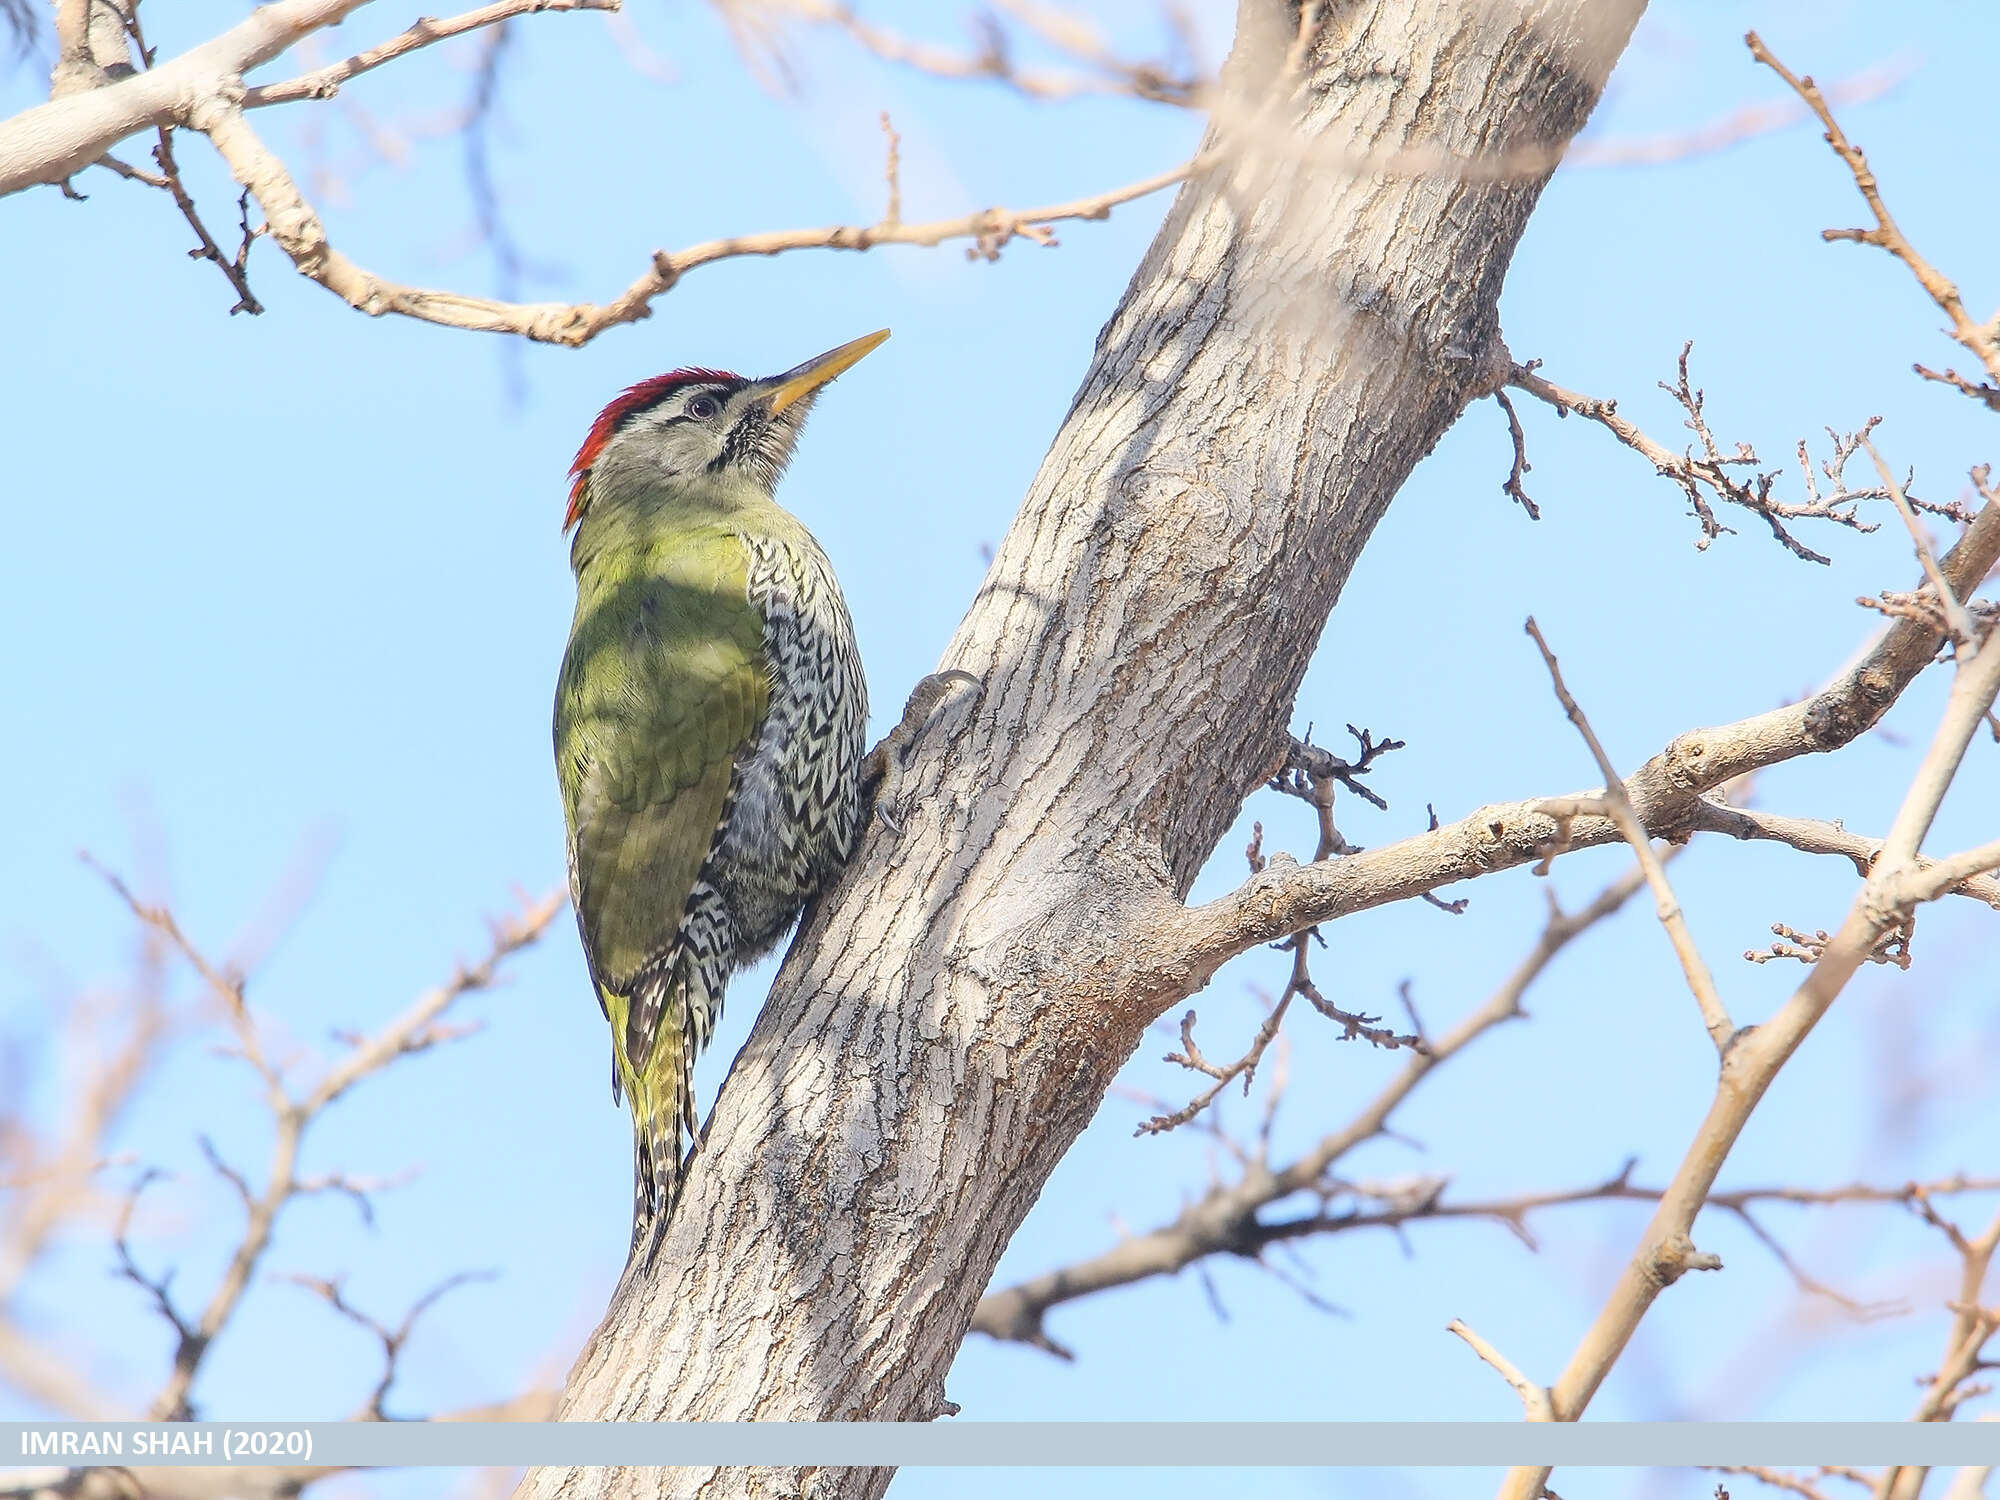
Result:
[3, 2, 1998, 1498]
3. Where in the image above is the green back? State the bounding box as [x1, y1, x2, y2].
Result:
[554, 522, 769, 993]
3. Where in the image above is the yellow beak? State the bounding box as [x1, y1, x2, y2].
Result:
[765, 329, 891, 415]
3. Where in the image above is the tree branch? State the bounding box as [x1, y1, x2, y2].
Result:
[242, 0, 615, 106]
[0, 0, 375, 196]
[1747, 32, 2000, 394]
[1164, 498, 2000, 991]
[731, 0, 1204, 107]
[1523, 616, 1733, 1052]
[1450, 1318, 1553, 1420]
[1505, 349, 1932, 562]
[197, 83, 1195, 344]
[84, 870, 562, 1420]
[149, 126, 264, 315]
[285, 1269, 497, 1420]
[1690, 800, 2000, 909]
[0, 877, 176, 1418]
[1866, 436, 1980, 648]
[1502, 550, 2000, 1500]
[1564, 59, 1912, 167]
[1879, 1202, 2000, 1500]
[975, 857, 1653, 1355]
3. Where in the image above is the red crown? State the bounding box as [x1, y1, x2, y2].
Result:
[565, 368, 742, 529]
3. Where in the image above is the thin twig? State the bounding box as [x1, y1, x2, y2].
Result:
[1688, 799, 2000, 910]
[199, 88, 1200, 344]
[285, 1269, 497, 1419]
[879, 110, 900, 226]
[1170, 502, 2000, 986]
[1449, 1318, 1553, 1420]
[737, 0, 1203, 108]
[81, 869, 562, 1420]
[1507, 350, 1909, 562]
[1524, 617, 1734, 1053]
[1878, 1203, 2000, 1500]
[1566, 58, 1913, 167]
[1864, 435, 1979, 648]
[1493, 387, 1538, 519]
[1747, 33, 2000, 393]
[979, 858, 1654, 1355]
[242, 0, 617, 105]
[151, 125, 263, 314]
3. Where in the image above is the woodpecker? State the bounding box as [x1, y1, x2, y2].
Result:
[554, 330, 886, 1262]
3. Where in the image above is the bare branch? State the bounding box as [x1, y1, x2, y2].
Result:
[1859, 588, 2000, 638]
[79, 870, 562, 1420]
[198, 88, 1196, 344]
[1743, 920, 1912, 972]
[1492, 388, 1538, 518]
[0, 0, 375, 195]
[1913, 364, 2000, 413]
[878, 110, 900, 227]
[1566, 59, 1913, 167]
[732, 0, 1204, 108]
[0, 0, 1199, 352]
[150, 126, 264, 315]
[1139, 926, 1421, 1139]
[1880, 1203, 2000, 1500]
[1524, 616, 1734, 1052]
[1507, 349, 1908, 562]
[0, 878, 173, 1417]
[1273, 725, 1406, 817]
[1689, 800, 2000, 911]
[242, 0, 615, 106]
[111, 1169, 198, 1361]
[1501, 513, 2000, 1500]
[1716, 1203, 1904, 1320]
[1748, 32, 2000, 393]
[1449, 1318, 1552, 1420]
[286, 1268, 496, 1419]
[977, 858, 1653, 1355]
[987, 993, 2000, 1359]
[1865, 435, 1979, 648]
[91, 149, 165, 187]
[1902, 839, 2000, 904]
[1139, 995, 1296, 1138]
[1141, 716, 1436, 1135]
[0, 1461, 346, 1500]
[1165, 500, 2000, 987]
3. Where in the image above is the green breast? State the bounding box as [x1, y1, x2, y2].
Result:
[554, 524, 770, 990]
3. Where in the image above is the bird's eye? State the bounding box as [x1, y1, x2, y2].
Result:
[686, 393, 721, 420]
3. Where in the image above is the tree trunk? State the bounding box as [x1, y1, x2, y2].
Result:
[519, 2, 1643, 1495]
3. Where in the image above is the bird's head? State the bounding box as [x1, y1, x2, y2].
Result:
[564, 329, 890, 531]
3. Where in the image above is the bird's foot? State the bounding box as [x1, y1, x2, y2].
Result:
[862, 669, 982, 832]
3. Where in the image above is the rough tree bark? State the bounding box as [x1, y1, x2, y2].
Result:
[520, 3, 1645, 1496]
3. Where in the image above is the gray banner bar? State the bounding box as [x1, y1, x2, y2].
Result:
[6, 1422, 2000, 1469]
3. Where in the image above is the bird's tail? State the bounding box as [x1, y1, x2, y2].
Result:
[605, 980, 698, 1270]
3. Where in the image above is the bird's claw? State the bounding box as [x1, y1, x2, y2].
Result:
[862, 669, 983, 833]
